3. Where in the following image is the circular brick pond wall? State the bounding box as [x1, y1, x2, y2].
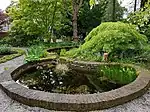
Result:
[0, 59, 150, 111]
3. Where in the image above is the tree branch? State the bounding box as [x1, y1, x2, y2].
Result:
[79, 0, 83, 9]
[76, 0, 83, 12]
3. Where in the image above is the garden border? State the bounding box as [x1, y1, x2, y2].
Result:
[0, 59, 150, 111]
[0, 48, 25, 64]
[46, 45, 78, 54]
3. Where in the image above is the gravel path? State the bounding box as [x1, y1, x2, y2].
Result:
[0, 56, 150, 112]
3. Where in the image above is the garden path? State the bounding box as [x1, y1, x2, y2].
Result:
[0, 56, 150, 112]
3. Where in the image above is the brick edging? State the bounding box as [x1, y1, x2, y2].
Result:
[0, 60, 150, 111]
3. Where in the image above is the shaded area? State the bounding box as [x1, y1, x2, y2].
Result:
[0, 51, 17, 58]
[16, 62, 137, 94]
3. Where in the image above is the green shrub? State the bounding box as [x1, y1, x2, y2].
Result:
[66, 22, 148, 61]
[134, 44, 150, 63]
[0, 37, 13, 45]
[60, 49, 67, 56]
[25, 45, 48, 62]
[0, 44, 12, 54]
[43, 41, 80, 48]
[0, 36, 43, 47]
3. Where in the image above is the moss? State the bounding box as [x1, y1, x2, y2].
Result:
[0, 48, 25, 63]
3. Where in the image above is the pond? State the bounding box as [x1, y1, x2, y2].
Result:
[16, 62, 137, 94]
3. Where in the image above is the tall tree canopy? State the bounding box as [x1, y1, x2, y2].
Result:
[102, 0, 127, 22]
[140, 0, 148, 8]
[7, 0, 127, 44]
[8, 0, 64, 42]
[78, 0, 108, 38]
[58, 0, 108, 39]
[127, 2, 150, 40]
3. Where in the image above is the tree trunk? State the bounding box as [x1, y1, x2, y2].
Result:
[51, 1, 58, 42]
[140, 0, 148, 8]
[72, 3, 78, 41]
[134, 0, 137, 12]
[112, 0, 116, 22]
[72, 0, 83, 42]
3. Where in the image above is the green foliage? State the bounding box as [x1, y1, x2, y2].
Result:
[66, 48, 103, 61]
[127, 3, 150, 40]
[25, 46, 48, 62]
[43, 41, 79, 48]
[66, 22, 148, 61]
[0, 48, 25, 63]
[0, 44, 11, 54]
[7, 0, 65, 46]
[65, 48, 79, 57]
[102, 0, 127, 22]
[98, 65, 137, 84]
[78, 0, 108, 35]
[24, 42, 79, 62]
[134, 44, 150, 63]
[0, 36, 13, 46]
[60, 49, 67, 56]
[0, 35, 79, 47]
[89, 0, 96, 7]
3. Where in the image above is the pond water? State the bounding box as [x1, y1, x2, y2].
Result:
[16, 63, 137, 94]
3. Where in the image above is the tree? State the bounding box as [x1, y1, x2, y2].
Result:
[134, 0, 137, 12]
[140, 0, 148, 8]
[8, 0, 64, 43]
[102, 0, 126, 22]
[66, 22, 147, 61]
[78, 0, 108, 38]
[72, 0, 83, 41]
[112, 0, 116, 21]
[72, 0, 103, 41]
[127, 2, 150, 40]
[58, 0, 108, 40]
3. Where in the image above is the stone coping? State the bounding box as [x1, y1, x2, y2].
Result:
[0, 60, 150, 111]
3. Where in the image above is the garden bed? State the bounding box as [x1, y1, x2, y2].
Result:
[47, 46, 78, 55]
[0, 58, 150, 111]
[0, 48, 25, 63]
